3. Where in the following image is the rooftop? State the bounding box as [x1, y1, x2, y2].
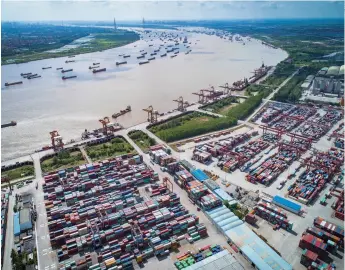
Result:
[185, 249, 244, 270]
[19, 208, 31, 225]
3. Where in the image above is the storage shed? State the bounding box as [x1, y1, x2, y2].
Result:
[226, 224, 292, 270]
[206, 206, 243, 234]
[213, 188, 237, 207]
[191, 169, 209, 182]
[20, 208, 32, 232]
[273, 195, 301, 214]
[13, 212, 20, 237]
[185, 249, 244, 270]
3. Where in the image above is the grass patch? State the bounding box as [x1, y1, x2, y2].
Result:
[201, 96, 239, 114]
[149, 112, 237, 142]
[86, 137, 135, 161]
[1, 165, 34, 181]
[128, 130, 157, 152]
[41, 150, 86, 173]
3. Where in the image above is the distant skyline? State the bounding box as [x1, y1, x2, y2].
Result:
[2, 1, 344, 21]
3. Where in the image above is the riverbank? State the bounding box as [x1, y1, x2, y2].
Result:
[2, 29, 139, 65]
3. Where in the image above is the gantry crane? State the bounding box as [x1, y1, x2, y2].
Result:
[219, 83, 232, 96]
[260, 125, 284, 142]
[50, 130, 64, 151]
[163, 177, 173, 193]
[143, 105, 159, 123]
[173, 96, 188, 112]
[192, 90, 207, 104]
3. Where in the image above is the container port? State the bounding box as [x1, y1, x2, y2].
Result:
[112, 105, 131, 119]
[93, 68, 106, 73]
[1, 121, 17, 128]
[4, 81, 23, 87]
[62, 75, 77, 80]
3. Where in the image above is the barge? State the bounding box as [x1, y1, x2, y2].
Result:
[137, 55, 145, 59]
[5, 81, 23, 86]
[171, 55, 177, 58]
[93, 68, 106, 73]
[148, 57, 155, 61]
[56, 68, 63, 70]
[150, 53, 157, 56]
[93, 62, 100, 65]
[62, 75, 77, 80]
[61, 69, 73, 73]
[20, 72, 31, 76]
[28, 75, 41, 80]
[89, 66, 99, 69]
[42, 67, 52, 70]
[112, 106, 131, 118]
[1, 121, 17, 128]
[65, 60, 75, 63]
[139, 61, 149, 65]
[123, 55, 131, 58]
[116, 61, 127, 66]
[161, 54, 167, 57]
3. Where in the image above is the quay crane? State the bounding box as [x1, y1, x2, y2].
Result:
[99, 117, 113, 135]
[219, 83, 233, 96]
[50, 130, 64, 151]
[173, 96, 189, 112]
[143, 105, 159, 123]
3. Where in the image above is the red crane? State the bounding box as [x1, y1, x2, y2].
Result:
[99, 117, 113, 135]
[192, 89, 208, 104]
[50, 130, 64, 150]
[260, 125, 284, 141]
[219, 82, 233, 96]
[173, 96, 188, 112]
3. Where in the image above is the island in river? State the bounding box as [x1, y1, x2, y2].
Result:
[1, 23, 140, 65]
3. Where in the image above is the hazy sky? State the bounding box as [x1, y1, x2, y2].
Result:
[1, 1, 344, 21]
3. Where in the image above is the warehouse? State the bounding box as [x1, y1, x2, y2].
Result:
[312, 65, 344, 96]
[19, 208, 32, 232]
[185, 249, 244, 270]
[226, 224, 293, 270]
[273, 195, 301, 215]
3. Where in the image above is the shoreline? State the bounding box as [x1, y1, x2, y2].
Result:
[1, 30, 289, 163]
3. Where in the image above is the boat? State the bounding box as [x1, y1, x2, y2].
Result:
[174, 51, 179, 54]
[93, 62, 100, 65]
[4, 81, 23, 87]
[20, 72, 32, 76]
[123, 55, 131, 58]
[93, 68, 106, 73]
[28, 75, 41, 80]
[161, 54, 167, 57]
[139, 61, 149, 65]
[142, 52, 147, 55]
[148, 57, 155, 61]
[140, 50, 145, 52]
[1, 121, 17, 128]
[56, 68, 63, 70]
[167, 49, 173, 53]
[185, 52, 190, 55]
[112, 105, 131, 118]
[61, 69, 73, 73]
[42, 67, 52, 70]
[137, 55, 145, 59]
[183, 37, 188, 43]
[150, 53, 157, 56]
[116, 61, 127, 66]
[154, 49, 160, 52]
[89, 66, 99, 69]
[65, 60, 75, 63]
[171, 55, 177, 58]
[62, 75, 77, 80]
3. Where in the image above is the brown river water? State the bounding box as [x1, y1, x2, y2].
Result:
[1, 28, 288, 161]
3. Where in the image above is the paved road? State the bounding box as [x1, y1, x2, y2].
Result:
[245, 68, 303, 122]
[2, 194, 15, 270]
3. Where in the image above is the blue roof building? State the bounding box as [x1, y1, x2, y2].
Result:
[191, 169, 209, 182]
[273, 195, 301, 214]
[14, 212, 20, 237]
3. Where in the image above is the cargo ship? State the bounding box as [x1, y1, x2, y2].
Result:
[89, 66, 99, 69]
[116, 61, 127, 66]
[137, 55, 145, 59]
[139, 61, 149, 65]
[148, 57, 155, 61]
[61, 69, 73, 73]
[28, 75, 41, 80]
[123, 55, 131, 58]
[42, 66, 52, 70]
[4, 81, 23, 87]
[1, 121, 17, 128]
[171, 55, 177, 58]
[62, 75, 77, 80]
[93, 68, 106, 73]
[20, 72, 31, 76]
[56, 68, 63, 70]
[112, 106, 131, 118]
[161, 53, 167, 57]
[93, 62, 100, 65]
[65, 60, 75, 63]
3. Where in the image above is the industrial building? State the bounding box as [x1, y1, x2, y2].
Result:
[19, 208, 32, 232]
[312, 65, 344, 97]
[206, 206, 292, 270]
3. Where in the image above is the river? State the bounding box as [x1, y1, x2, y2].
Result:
[1, 27, 288, 161]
